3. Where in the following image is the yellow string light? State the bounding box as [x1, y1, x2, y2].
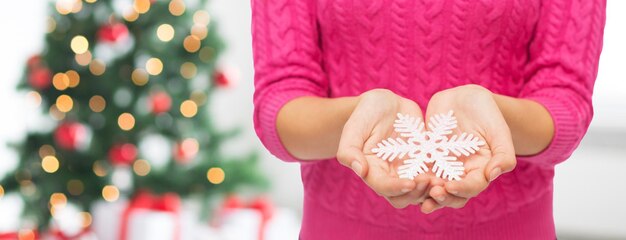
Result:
[55, 0, 73, 15]
[207, 167, 225, 184]
[70, 0, 83, 13]
[169, 0, 185, 16]
[47, 17, 57, 33]
[157, 24, 175, 42]
[124, 10, 140, 22]
[180, 62, 197, 79]
[199, 47, 214, 62]
[134, 0, 151, 14]
[27, 91, 42, 107]
[52, 73, 70, 91]
[180, 100, 198, 118]
[89, 59, 106, 76]
[93, 161, 107, 177]
[85, 0, 97, 3]
[89, 95, 106, 112]
[49, 104, 66, 120]
[0, 185, 4, 199]
[193, 10, 211, 26]
[71, 35, 89, 54]
[133, 159, 151, 176]
[49, 193, 67, 209]
[56, 95, 74, 113]
[81, 212, 92, 228]
[42, 156, 60, 173]
[38, 145, 56, 159]
[66, 70, 80, 88]
[102, 185, 120, 202]
[190, 91, 207, 106]
[145, 58, 163, 75]
[118, 112, 136, 131]
[191, 24, 208, 40]
[19, 180, 36, 197]
[131, 68, 149, 86]
[75, 51, 92, 66]
[183, 35, 201, 53]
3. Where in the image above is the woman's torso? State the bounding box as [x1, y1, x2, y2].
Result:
[300, 0, 556, 237]
[318, 0, 540, 105]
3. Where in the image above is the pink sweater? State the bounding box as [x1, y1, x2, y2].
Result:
[252, 0, 605, 239]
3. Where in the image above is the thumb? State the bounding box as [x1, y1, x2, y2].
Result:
[337, 145, 369, 178]
[337, 117, 370, 178]
[484, 124, 516, 182]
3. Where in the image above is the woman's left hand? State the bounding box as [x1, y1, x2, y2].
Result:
[420, 84, 517, 214]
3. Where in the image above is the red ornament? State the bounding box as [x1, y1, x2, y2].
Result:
[173, 138, 199, 164]
[54, 122, 89, 151]
[213, 69, 237, 88]
[27, 55, 42, 68]
[149, 91, 172, 114]
[28, 67, 52, 90]
[108, 143, 137, 166]
[97, 23, 129, 43]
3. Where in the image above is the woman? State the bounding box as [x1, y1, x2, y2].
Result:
[252, 0, 605, 239]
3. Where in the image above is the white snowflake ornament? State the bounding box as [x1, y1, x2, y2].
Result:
[371, 110, 485, 181]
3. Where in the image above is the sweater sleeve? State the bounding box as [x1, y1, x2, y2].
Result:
[517, 0, 606, 167]
[251, 0, 329, 162]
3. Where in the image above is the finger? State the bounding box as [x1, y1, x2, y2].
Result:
[429, 185, 469, 209]
[336, 145, 369, 178]
[399, 98, 424, 118]
[444, 168, 488, 199]
[412, 174, 431, 201]
[366, 172, 416, 197]
[337, 114, 372, 178]
[386, 194, 415, 209]
[386, 197, 409, 209]
[483, 122, 516, 182]
[429, 174, 446, 187]
[485, 147, 516, 182]
[386, 177, 430, 208]
[420, 198, 443, 214]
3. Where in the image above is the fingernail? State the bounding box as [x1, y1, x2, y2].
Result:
[449, 189, 458, 195]
[351, 161, 363, 177]
[435, 196, 446, 202]
[401, 188, 411, 193]
[489, 168, 502, 182]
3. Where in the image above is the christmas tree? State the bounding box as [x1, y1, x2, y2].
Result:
[0, 0, 266, 229]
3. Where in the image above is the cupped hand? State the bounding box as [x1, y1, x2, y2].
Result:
[337, 89, 438, 208]
[420, 84, 517, 214]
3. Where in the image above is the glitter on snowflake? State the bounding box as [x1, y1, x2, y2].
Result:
[371, 110, 485, 181]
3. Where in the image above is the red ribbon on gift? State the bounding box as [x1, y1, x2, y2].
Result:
[0, 230, 38, 240]
[221, 195, 274, 240]
[119, 191, 181, 240]
[0, 232, 19, 240]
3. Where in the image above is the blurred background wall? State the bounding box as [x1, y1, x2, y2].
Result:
[0, 0, 624, 239]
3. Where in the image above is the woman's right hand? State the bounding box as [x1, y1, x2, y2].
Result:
[337, 89, 436, 208]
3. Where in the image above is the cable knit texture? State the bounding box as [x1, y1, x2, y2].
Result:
[251, 0, 605, 239]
